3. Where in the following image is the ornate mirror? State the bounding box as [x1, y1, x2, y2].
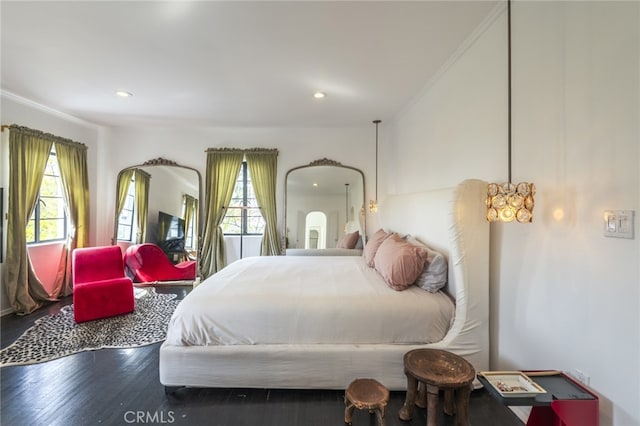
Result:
[113, 158, 202, 280]
[285, 159, 365, 253]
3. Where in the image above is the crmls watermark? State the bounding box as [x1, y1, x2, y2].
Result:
[123, 411, 175, 424]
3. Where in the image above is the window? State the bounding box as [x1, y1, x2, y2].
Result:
[26, 146, 68, 244]
[221, 162, 265, 235]
[116, 175, 135, 241]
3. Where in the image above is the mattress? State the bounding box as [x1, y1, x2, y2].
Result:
[165, 256, 455, 346]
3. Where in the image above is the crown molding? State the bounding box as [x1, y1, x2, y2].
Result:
[394, 2, 506, 121]
[1, 90, 100, 129]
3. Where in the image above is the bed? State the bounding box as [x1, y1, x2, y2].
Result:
[159, 179, 489, 391]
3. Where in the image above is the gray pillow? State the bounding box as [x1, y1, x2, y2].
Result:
[404, 236, 448, 292]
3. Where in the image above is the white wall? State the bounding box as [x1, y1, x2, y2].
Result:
[388, 2, 639, 425]
[97, 126, 375, 248]
[0, 94, 102, 315]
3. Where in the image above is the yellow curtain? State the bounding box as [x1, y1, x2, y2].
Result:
[183, 193, 198, 249]
[4, 126, 55, 314]
[134, 169, 150, 244]
[200, 149, 243, 277]
[245, 149, 281, 256]
[51, 139, 90, 297]
[116, 169, 134, 218]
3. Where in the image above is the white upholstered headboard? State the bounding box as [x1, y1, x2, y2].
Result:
[379, 179, 490, 371]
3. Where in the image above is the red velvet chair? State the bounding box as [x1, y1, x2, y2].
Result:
[72, 245, 135, 323]
[123, 243, 196, 283]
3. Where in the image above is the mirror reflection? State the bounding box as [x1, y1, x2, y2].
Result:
[114, 158, 201, 282]
[285, 159, 365, 255]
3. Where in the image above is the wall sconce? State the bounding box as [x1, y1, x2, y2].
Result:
[369, 119, 381, 213]
[487, 0, 535, 223]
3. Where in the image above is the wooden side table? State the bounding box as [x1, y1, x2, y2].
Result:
[398, 349, 476, 426]
[344, 378, 390, 426]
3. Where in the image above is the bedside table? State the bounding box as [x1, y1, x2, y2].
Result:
[478, 370, 598, 426]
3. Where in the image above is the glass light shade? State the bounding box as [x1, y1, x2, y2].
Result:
[486, 182, 535, 223]
[369, 199, 378, 213]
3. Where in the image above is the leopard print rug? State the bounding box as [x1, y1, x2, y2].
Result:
[0, 288, 179, 367]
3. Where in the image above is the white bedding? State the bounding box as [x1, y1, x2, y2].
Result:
[166, 256, 454, 346]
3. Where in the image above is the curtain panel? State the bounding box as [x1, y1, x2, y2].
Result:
[200, 149, 244, 278]
[134, 169, 150, 244]
[4, 126, 58, 314]
[245, 149, 280, 256]
[51, 139, 90, 297]
[115, 169, 135, 219]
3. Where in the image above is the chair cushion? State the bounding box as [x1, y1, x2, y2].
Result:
[73, 277, 134, 323]
[73, 245, 127, 284]
[124, 243, 196, 282]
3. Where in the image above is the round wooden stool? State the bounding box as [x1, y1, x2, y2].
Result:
[344, 378, 390, 426]
[398, 349, 475, 426]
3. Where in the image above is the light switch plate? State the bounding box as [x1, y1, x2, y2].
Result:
[604, 210, 635, 239]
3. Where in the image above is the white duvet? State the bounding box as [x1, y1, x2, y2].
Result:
[165, 256, 454, 346]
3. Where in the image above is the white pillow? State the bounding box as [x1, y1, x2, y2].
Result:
[404, 236, 448, 292]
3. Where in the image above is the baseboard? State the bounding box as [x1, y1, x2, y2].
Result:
[1, 306, 15, 317]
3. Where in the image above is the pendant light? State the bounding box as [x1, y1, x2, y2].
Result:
[369, 119, 381, 213]
[486, 0, 535, 223]
[345, 183, 350, 221]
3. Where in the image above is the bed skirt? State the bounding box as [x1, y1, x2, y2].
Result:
[159, 341, 487, 391]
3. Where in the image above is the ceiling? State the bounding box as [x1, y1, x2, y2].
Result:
[1, 1, 498, 128]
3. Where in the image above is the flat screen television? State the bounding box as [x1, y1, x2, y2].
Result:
[157, 211, 185, 254]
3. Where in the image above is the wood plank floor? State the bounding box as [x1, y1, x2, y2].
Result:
[1, 286, 523, 426]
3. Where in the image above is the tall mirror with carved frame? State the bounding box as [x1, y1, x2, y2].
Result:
[113, 158, 202, 283]
[284, 158, 365, 256]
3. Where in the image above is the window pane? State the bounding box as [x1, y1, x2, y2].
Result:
[246, 198, 260, 208]
[117, 179, 135, 241]
[27, 147, 68, 244]
[246, 185, 256, 199]
[44, 151, 60, 175]
[26, 219, 35, 243]
[39, 218, 65, 241]
[123, 195, 134, 211]
[40, 175, 60, 197]
[228, 197, 243, 208]
[117, 224, 132, 241]
[246, 209, 265, 234]
[221, 208, 242, 234]
[40, 197, 65, 219]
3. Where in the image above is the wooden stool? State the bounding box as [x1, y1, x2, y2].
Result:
[344, 378, 390, 426]
[398, 349, 475, 426]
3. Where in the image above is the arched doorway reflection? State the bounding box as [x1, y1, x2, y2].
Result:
[305, 211, 327, 249]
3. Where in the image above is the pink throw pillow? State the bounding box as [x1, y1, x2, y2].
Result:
[336, 231, 360, 249]
[373, 234, 429, 291]
[363, 229, 392, 267]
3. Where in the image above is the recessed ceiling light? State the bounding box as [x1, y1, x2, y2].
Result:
[116, 91, 133, 98]
[313, 91, 326, 99]
[313, 183, 319, 187]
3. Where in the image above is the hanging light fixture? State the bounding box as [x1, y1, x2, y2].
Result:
[369, 119, 381, 213]
[345, 183, 350, 232]
[487, 0, 535, 223]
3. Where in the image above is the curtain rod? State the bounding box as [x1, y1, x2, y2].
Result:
[1, 124, 87, 148]
[205, 147, 278, 155]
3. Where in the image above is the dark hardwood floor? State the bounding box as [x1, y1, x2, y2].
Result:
[1, 286, 523, 426]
